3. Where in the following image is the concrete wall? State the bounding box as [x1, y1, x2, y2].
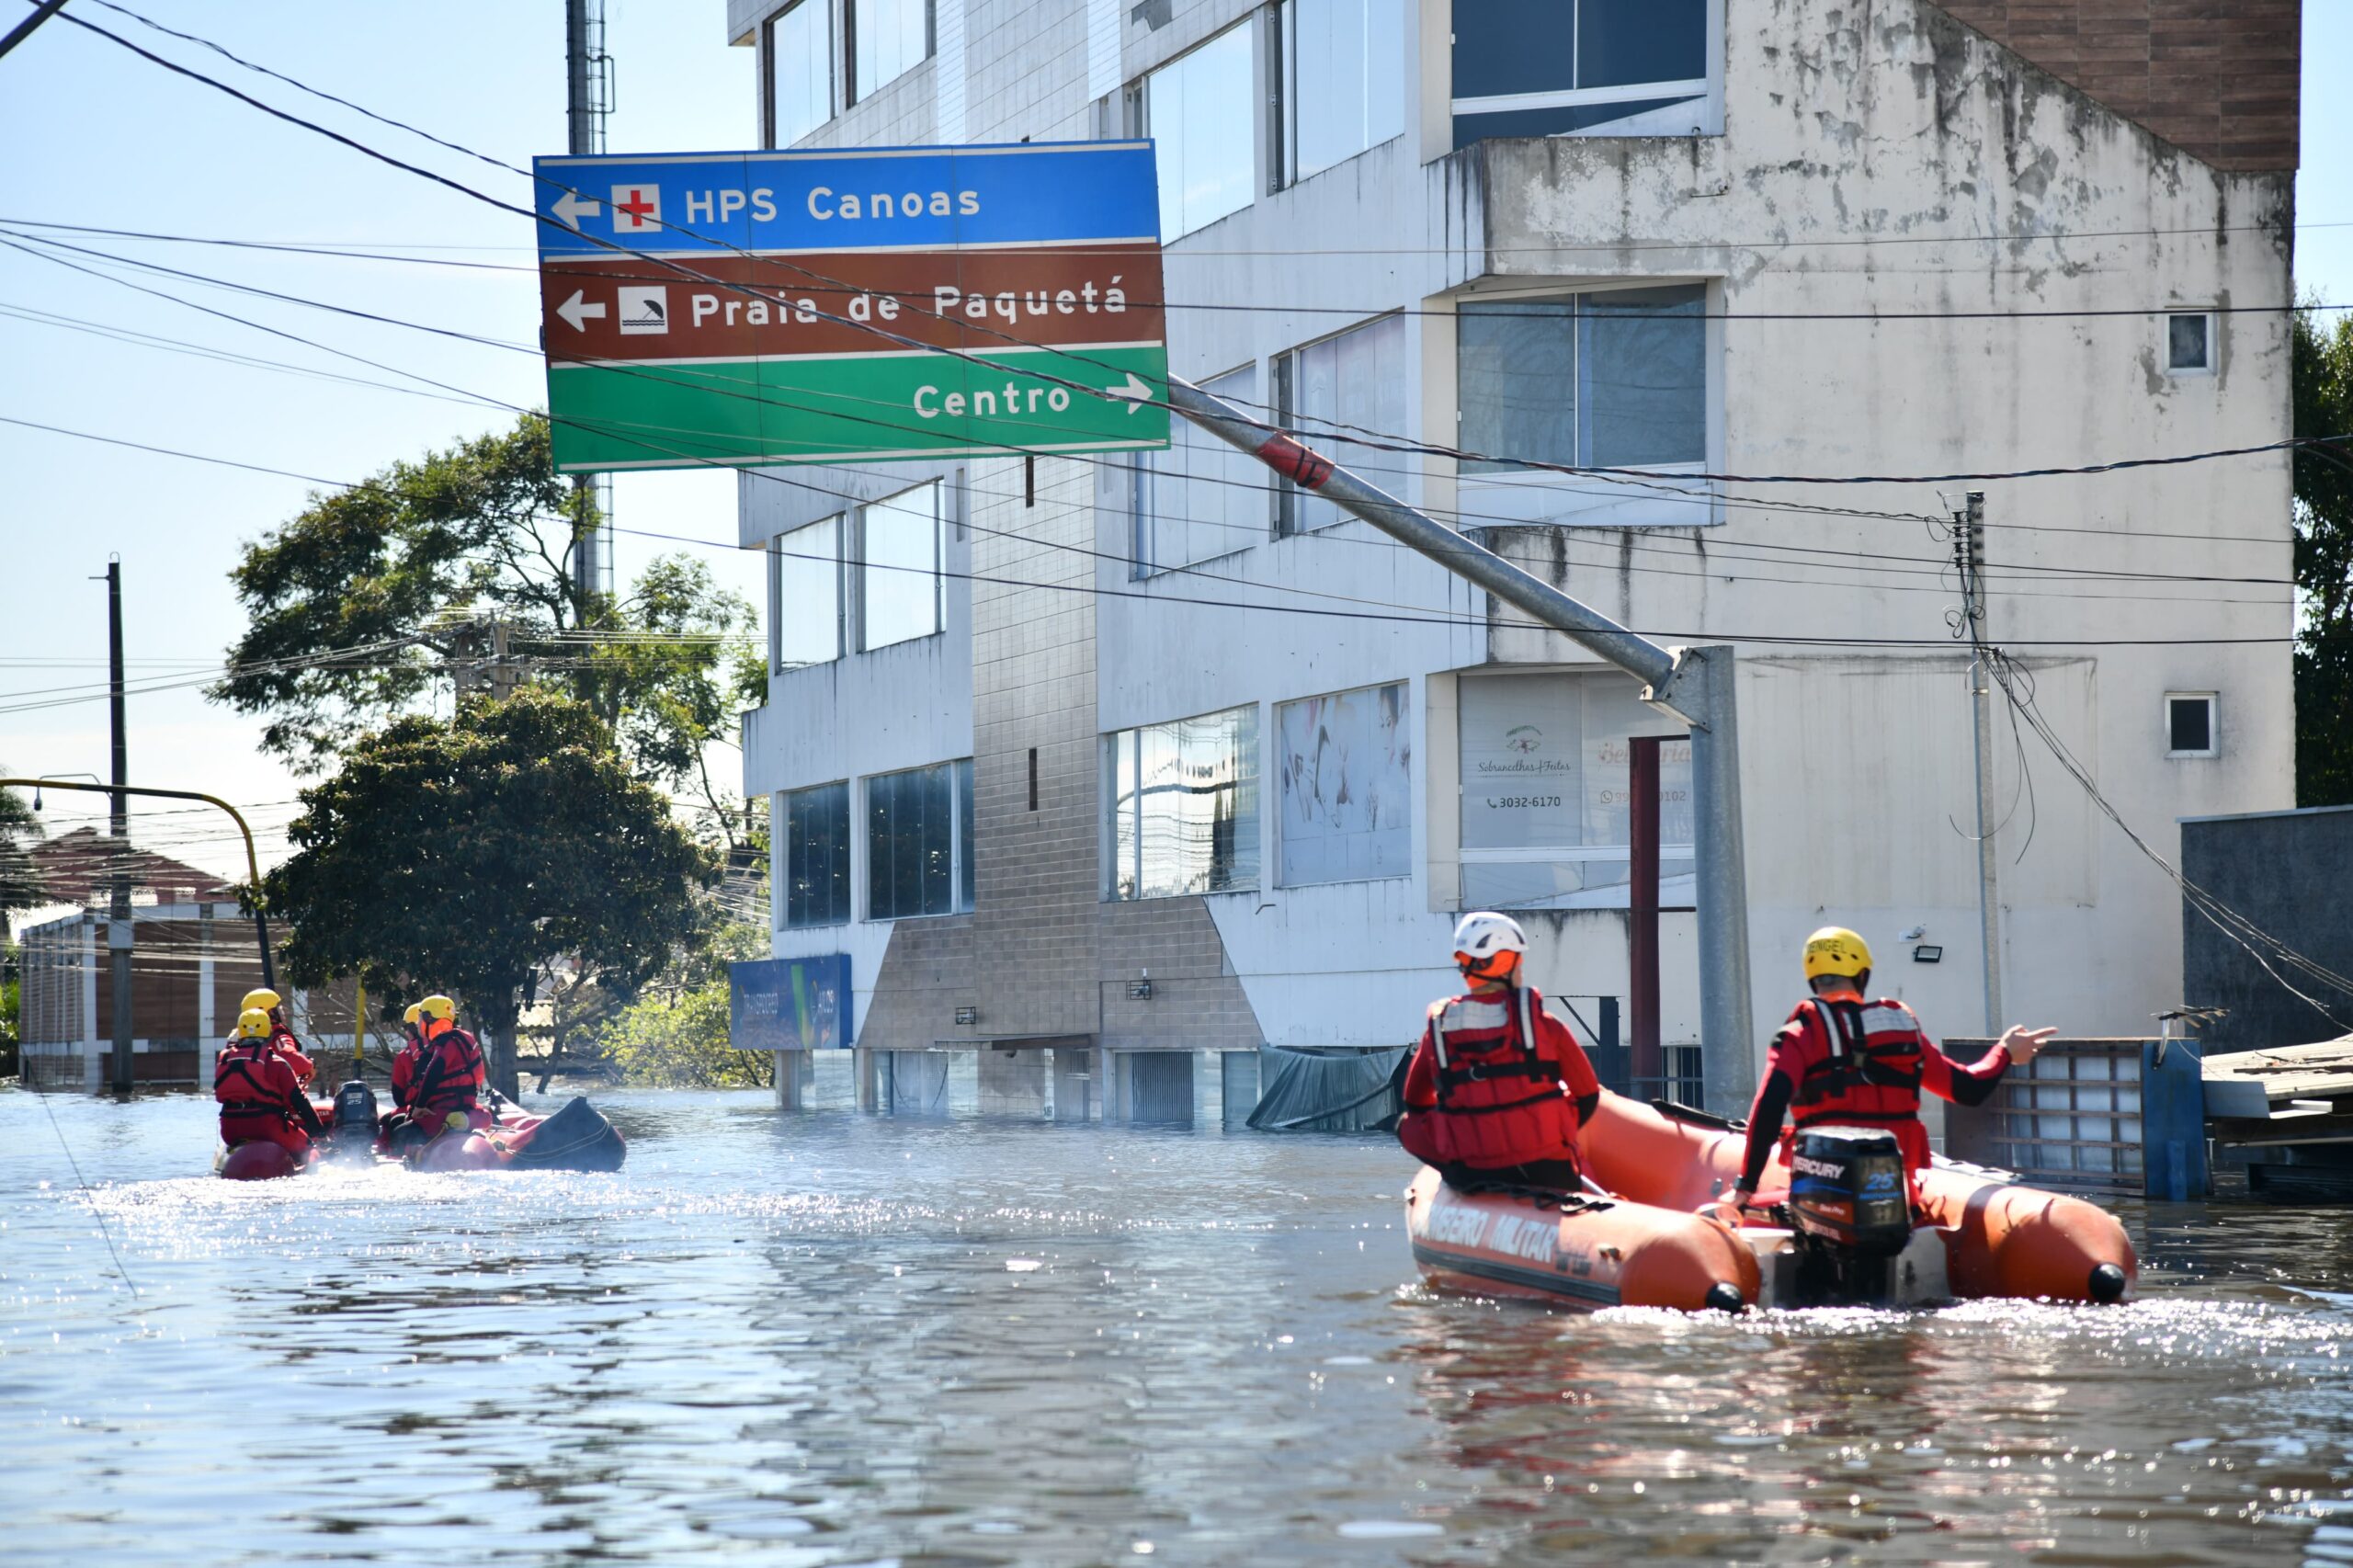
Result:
[733, 0, 2297, 1099]
[2181, 807, 2353, 1054]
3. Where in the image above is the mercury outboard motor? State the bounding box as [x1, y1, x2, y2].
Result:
[1786, 1125, 1913, 1302]
[328, 1077, 380, 1154]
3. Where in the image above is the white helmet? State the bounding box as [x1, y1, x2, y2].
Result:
[1451, 911, 1528, 969]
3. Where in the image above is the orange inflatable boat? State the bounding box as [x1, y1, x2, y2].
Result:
[1407, 1091, 2138, 1312]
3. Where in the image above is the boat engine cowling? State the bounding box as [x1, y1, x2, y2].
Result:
[1788, 1126, 1911, 1256]
[329, 1078, 380, 1148]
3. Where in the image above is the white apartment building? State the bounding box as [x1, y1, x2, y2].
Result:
[727, 0, 2301, 1116]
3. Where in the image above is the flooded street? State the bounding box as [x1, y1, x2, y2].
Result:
[7, 1088, 2353, 1566]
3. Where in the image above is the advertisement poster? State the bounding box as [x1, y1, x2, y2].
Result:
[729, 954, 853, 1051]
[1458, 674, 1692, 907]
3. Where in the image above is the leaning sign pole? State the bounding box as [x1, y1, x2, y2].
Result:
[1165, 379, 1757, 1113]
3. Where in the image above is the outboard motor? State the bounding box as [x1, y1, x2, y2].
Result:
[327, 1077, 380, 1156]
[1786, 1125, 1913, 1302]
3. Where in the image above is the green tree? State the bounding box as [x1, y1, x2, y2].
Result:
[597, 926, 775, 1090]
[0, 778, 33, 1078]
[0, 775, 40, 923]
[210, 414, 764, 840]
[265, 687, 715, 1096]
[2295, 308, 2353, 805]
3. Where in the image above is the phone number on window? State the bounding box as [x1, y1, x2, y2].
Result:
[1485, 795, 1563, 809]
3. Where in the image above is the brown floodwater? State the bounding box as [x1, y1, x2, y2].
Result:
[5, 1087, 2349, 1566]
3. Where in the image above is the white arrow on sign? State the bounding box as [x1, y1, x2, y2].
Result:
[556, 290, 607, 333]
[1107, 371, 1154, 414]
[552, 191, 602, 228]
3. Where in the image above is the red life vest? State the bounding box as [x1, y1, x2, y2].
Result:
[1415, 986, 1581, 1168]
[269, 1025, 315, 1085]
[390, 1036, 423, 1110]
[414, 1026, 486, 1115]
[214, 1039, 301, 1124]
[1782, 994, 1934, 1167]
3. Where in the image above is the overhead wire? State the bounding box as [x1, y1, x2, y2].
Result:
[3, 214, 2342, 324]
[40, 3, 2353, 496]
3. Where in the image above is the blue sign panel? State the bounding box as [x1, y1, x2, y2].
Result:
[730, 954, 854, 1051]
[531, 141, 1162, 257]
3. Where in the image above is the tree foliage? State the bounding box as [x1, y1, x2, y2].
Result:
[0, 775, 40, 930]
[266, 688, 714, 1090]
[594, 923, 770, 1089]
[2294, 309, 2353, 806]
[210, 414, 765, 839]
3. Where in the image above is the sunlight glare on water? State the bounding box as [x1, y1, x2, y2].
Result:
[6, 1086, 2353, 1565]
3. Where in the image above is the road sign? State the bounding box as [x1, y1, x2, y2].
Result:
[530, 142, 1170, 472]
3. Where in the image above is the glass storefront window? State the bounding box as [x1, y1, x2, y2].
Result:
[782, 780, 852, 927]
[1277, 681, 1410, 885]
[1107, 707, 1259, 900]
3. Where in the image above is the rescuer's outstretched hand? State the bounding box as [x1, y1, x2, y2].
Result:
[1998, 1025, 2059, 1066]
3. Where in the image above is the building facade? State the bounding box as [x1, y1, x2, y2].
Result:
[729, 0, 2300, 1115]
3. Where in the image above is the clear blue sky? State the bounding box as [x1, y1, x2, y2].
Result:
[0, 2, 2345, 881]
[0, 1, 756, 878]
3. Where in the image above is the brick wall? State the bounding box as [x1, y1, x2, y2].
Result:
[967, 455, 1105, 1039]
[1932, 0, 2299, 172]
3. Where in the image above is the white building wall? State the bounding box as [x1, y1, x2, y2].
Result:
[735, 0, 2294, 1078]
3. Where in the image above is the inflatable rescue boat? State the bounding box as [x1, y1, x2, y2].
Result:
[1407, 1090, 2136, 1312]
[218, 1081, 625, 1179]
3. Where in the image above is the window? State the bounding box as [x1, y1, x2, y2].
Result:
[782, 781, 853, 927]
[1461, 287, 1704, 471]
[1457, 286, 1711, 526]
[772, 514, 843, 671]
[850, 0, 932, 104]
[1108, 706, 1260, 900]
[1284, 0, 1404, 181]
[1278, 681, 1410, 885]
[2167, 693, 2218, 758]
[2168, 312, 2213, 375]
[1458, 673, 1691, 908]
[1452, 0, 1710, 148]
[859, 481, 943, 650]
[767, 0, 835, 147]
[866, 758, 973, 920]
[1142, 22, 1256, 240]
[1134, 362, 1266, 574]
[1276, 312, 1407, 535]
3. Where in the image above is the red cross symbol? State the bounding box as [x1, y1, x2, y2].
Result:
[610, 184, 661, 232]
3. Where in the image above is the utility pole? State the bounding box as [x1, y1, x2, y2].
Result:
[104, 560, 134, 1096]
[1956, 491, 2004, 1035]
[566, 0, 613, 605]
[489, 619, 517, 703]
[1166, 379, 1757, 1112]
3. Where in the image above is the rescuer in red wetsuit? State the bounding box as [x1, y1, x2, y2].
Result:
[1723, 926, 2054, 1216]
[233, 986, 315, 1088]
[216, 1006, 325, 1159]
[389, 1002, 426, 1113]
[409, 994, 489, 1131]
[1396, 912, 1602, 1192]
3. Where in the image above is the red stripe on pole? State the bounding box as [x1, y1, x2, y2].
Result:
[1253, 433, 1334, 490]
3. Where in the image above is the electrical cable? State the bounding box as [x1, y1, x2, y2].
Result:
[42, 5, 2353, 494]
[4, 214, 2340, 324]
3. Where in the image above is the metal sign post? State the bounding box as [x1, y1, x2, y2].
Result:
[529, 141, 1171, 472]
[1163, 379, 1757, 1112]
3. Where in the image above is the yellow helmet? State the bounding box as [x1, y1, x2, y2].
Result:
[417, 994, 457, 1023]
[241, 988, 282, 1014]
[1802, 926, 1873, 983]
[402, 1002, 423, 1026]
[234, 1006, 273, 1040]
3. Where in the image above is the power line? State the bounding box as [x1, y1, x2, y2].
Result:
[5, 214, 2341, 324]
[43, 5, 2347, 495]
